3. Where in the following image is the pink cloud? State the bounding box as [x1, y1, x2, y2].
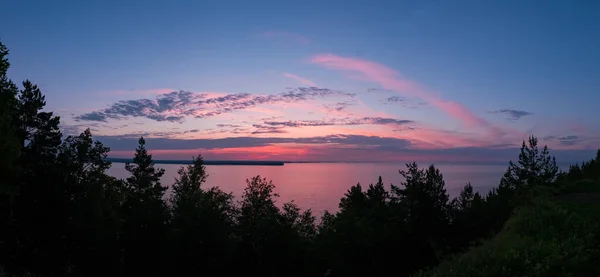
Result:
[282, 72, 318, 87]
[400, 128, 491, 148]
[263, 31, 311, 45]
[310, 54, 489, 129]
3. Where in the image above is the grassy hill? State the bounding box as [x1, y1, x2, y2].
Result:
[416, 179, 600, 277]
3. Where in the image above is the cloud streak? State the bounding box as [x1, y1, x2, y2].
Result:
[311, 54, 490, 128]
[99, 134, 412, 151]
[544, 135, 585, 146]
[383, 95, 426, 109]
[263, 117, 414, 128]
[93, 129, 202, 139]
[251, 124, 288, 135]
[493, 109, 533, 121]
[283, 72, 317, 86]
[324, 102, 353, 112]
[386, 96, 405, 103]
[75, 87, 355, 123]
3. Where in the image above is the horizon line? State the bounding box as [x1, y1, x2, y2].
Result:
[106, 157, 576, 167]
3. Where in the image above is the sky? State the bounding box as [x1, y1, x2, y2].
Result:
[1, 0, 600, 163]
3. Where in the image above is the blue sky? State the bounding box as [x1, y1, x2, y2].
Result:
[1, 0, 599, 162]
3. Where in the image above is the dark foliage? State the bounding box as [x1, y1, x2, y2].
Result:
[120, 137, 169, 277]
[417, 151, 600, 277]
[169, 155, 236, 276]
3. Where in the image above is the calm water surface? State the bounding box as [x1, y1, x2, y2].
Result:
[108, 162, 511, 216]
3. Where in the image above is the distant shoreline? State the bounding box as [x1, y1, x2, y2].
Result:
[106, 158, 576, 167]
[106, 158, 285, 166]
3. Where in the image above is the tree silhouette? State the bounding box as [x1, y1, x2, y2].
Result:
[10, 80, 65, 276]
[170, 155, 236, 276]
[0, 41, 19, 192]
[392, 163, 452, 271]
[234, 176, 282, 275]
[0, 41, 20, 268]
[57, 129, 122, 277]
[500, 136, 559, 191]
[120, 137, 169, 277]
[449, 183, 487, 252]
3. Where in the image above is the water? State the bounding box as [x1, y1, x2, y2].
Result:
[107, 162, 510, 216]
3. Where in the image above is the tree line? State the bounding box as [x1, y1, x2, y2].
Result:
[0, 41, 594, 277]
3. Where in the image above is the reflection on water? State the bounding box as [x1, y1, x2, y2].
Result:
[107, 162, 510, 216]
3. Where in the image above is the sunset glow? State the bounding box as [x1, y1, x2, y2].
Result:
[4, 1, 599, 163]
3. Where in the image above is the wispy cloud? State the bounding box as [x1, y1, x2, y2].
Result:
[283, 72, 317, 87]
[263, 31, 310, 44]
[492, 109, 533, 121]
[95, 129, 202, 139]
[383, 95, 426, 109]
[74, 87, 355, 123]
[386, 96, 405, 103]
[60, 122, 130, 136]
[251, 124, 288, 135]
[210, 124, 250, 135]
[262, 117, 414, 127]
[216, 124, 243, 128]
[76, 90, 205, 122]
[324, 102, 353, 112]
[544, 135, 585, 146]
[311, 54, 490, 129]
[61, 122, 103, 136]
[367, 88, 394, 93]
[98, 134, 412, 152]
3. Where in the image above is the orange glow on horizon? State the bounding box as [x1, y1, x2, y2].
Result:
[106, 142, 517, 163]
